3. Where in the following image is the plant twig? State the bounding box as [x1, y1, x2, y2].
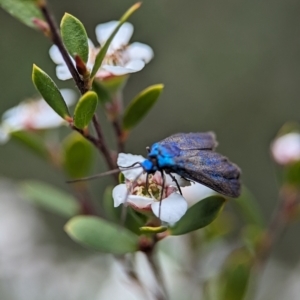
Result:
[92, 115, 118, 171]
[255, 185, 300, 268]
[116, 255, 151, 300]
[112, 119, 125, 153]
[38, 1, 118, 181]
[71, 123, 118, 181]
[145, 249, 169, 300]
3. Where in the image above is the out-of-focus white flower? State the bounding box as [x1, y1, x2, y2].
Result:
[49, 21, 154, 81]
[112, 153, 191, 224]
[271, 132, 300, 165]
[0, 89, 76, 144]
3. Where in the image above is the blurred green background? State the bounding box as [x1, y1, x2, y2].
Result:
[1, 0, 300, 286]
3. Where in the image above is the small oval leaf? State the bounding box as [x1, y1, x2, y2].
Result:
[90, 2, 141, 79]
[0, 0, 44, 28]
[122, 84, 163, 131]
[65, 216, 139, 254]
[170, 195, 226, 235]
[60, 13, 89, 63]
[20, 180, 80, 218]
[63, 132, 94, 178]
[32, 64, 71, 119]
[73, 91, 98, 129]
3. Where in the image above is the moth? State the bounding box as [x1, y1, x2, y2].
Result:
[136, 132, 241, 198]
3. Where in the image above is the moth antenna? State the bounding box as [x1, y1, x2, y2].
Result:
[66, 164, 143, 183]
[66, 169, 120, 183]
[119, 161, 142, 169]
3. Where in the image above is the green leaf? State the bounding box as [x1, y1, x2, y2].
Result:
[11, 130, 49, 160]
[122, 84, 163, 131]
[234, 186, 264, 227]
[170, 195, 226, 236]
[73, 91, 98, 129]
[102, 187, 146, 235]
[0, 0, 43, 28]
[124, 208, 147, 235]
[60, 13, 89, 63]
[63, 132, 94, 178]
[65, 216, 139, 254]
[90, 2, 141, 79]
[20, 180, 80, 218]
[102, 185, 119, 221]
[284, 161, 300, 186]
[220, 248, 252, 300]
[100, 75, 128, 93]
[92, 76, 129, 105]
[92, 81, 111, 104]
[32, 64, 71, 120]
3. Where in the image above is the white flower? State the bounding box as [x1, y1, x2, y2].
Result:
[182, 182, 216, 206]
[271, 132, 300, 165]
[0, 89, 76, 144]
[49, 21, 154, 81]
[113, 153, 191, 224]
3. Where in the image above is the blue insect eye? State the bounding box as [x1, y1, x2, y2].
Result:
[141, 159, 156, 172]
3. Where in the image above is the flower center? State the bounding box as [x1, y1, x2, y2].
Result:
[102, 45, 129, 67]
[131, 174, 164, 201]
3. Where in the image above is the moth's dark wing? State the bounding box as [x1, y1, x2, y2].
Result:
[158, 132, 218, 151]
[173, 150, 241, 198]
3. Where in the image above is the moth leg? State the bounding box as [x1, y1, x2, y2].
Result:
[168, 172, 183, 195]
[145, 173, 150, 196]
[159, 170, 165, 220]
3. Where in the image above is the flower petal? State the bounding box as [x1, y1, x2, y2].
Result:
[102, 60, 145, 75]
[1, 89, 75, 131]
[165, 173, 191, 187]
[182, 183, 216, 206]
[127, 195, 154, 208]
[49, 45, 65, 64]
[126, 42, 154, 64]
[56, 65, 73, 81]
[112, 184, 127, 207]
[117, 153, 145, 181]
[0, 126, 9, 144]
[60, 89, 77, 106]
[95, 21, 133, 50]
[271, 133, 300, 165]
[86, 38, 96, 69]
[124, 60, 145, 72]
[30, 106, 65, 128]
[151, 192, 187, 224]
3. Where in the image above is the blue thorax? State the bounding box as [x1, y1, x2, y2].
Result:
[141, 143, 177, 173]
